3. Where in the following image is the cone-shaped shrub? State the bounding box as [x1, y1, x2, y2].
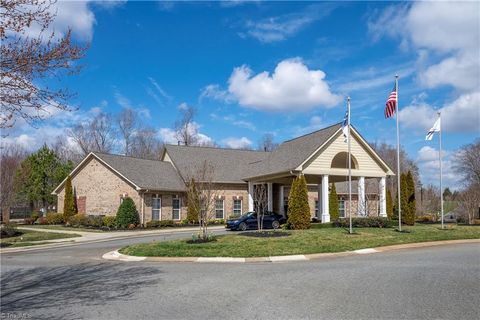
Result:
[287, 175, 310, 229]
[116, 197, 139, 228]
[63, 176, 75, 222]
[186, 178, 199, 223]
[405, 171, 416, 225]
[329, 183, 339, 221]
[386, 189, 394, 219]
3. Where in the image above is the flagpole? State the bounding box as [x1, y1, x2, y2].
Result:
[395, 74, 402, 232]
[347, 97, 352, 234]
[438, 112, 444, 229]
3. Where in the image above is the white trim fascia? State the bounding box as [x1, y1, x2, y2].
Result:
[51, 152, 142, 195]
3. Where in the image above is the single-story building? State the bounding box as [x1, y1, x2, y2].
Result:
[52, 122, 394, 223]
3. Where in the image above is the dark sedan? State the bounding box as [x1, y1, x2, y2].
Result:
[225, 211, 286, 231]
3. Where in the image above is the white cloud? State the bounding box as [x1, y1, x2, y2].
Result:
[146, 77, 172, 107]
[400, 91, 480, 133]
[158, 122, 213, 146]
[222, 137, 252, 149]
[241, 3, 339, 43]
[210, 114, 256, 131]
[199, 84, 235, 104]
[227, 58, 341, 112]
[416, 146, 459, 189]
[368, 2, 480, 93]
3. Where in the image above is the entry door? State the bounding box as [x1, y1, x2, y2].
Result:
[152, 195, 161, 220]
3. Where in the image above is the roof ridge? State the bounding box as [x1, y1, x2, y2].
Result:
[165, 144, 270, 153]
[281, 121, 342, 144]
[92, 151, 164, 163]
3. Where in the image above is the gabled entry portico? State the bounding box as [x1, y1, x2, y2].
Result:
[246, 124, 394, 223]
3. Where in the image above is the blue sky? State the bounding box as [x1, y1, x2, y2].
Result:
[4, 1, 479, 189]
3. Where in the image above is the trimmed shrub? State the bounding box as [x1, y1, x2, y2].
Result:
[37, 217, 48, 225]
[386, 189, 393, 219]
[63, 175, 76, 221]
[0, 224, 18, 238]
[416, 214, 437, 223]
[287, 175, 311, 229]
[405, 171, 416, 225]
[46, 212, 64, 225]
[23, 217, 35, 225]
[67, 213, 88, 227]
[85, 215, 104, 228]
[186, 178, 199, 224]
[146, 220, 175, 228]
[102, 216, 116, 229]
[329, 183, 339, 221]
[334, 217, 392, 228]
[116, 197, 139, 228]
[31, 212, 40, 222]
[209, 219, 225, 225]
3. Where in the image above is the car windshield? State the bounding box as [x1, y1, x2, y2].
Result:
[241, 211, 256, 218]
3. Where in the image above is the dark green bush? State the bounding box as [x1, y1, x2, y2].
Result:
[116, 197, 140, 228]
[0, 224, 18, 238]
[334, 217, 392, 228]
[102, 216, 116, 229]
[287, 175, 311, 229]
[31, 212, 40, 222]
[46, 212, 64, 225]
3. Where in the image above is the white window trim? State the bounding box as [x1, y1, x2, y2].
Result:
[152, 194, 162, 221]
[233, 199, 243, 215]
[339, 199, 346, 218]
[172, 197, 181, 221]
[215, 199, 225, 219]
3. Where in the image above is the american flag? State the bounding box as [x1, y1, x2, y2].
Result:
[384, 83, 397, 118]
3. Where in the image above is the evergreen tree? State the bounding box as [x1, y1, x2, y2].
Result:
[405, 171, 416, 225]
[399, 173, 408, 224]
[63, 175, 75, 221]
[329, 183, 339, 221]
[287, 175, 310, 229]
[186, 178, 199, 223]
[386, 189, 394, 219]
[443, 187, 452, 201]
[116, 197, 139, 228]
[15, 144, 73, 211]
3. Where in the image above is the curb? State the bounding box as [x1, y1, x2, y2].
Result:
[102, 239, 480, 264]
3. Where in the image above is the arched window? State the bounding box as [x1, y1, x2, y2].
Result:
[331, 152, 358, 169]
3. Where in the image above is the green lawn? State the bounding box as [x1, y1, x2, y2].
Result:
[0, 230, 80, 248]
[120, 224, 480, 257]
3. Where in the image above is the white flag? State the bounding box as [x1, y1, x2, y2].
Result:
[425, 116, 441, 141]
[342, 110, 349, 143]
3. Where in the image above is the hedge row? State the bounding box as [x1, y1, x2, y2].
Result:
[334, 217, 393, 228]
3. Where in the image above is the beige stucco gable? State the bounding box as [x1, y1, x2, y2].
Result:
[300, 128, 394, 178]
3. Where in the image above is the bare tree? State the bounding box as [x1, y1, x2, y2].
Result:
[0, 144, 28, 221]
[0, 0, 87, 128]
[253, 183, 268, 230]
[183, 160, 218, 241]
[174, 105, 198, 146]
[51, 135, 82, 164]
[257, 133, 278, 152]
[454, 139, 480, 186]
[130, 127, 163, 160]
[457, 183, 480, 225]
[68, 112, 115, 155]
[117, 108, 137, 156]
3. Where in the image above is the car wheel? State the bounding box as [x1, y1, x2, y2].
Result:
[272, 221, 280, 230]
[239, 222, 247, 231]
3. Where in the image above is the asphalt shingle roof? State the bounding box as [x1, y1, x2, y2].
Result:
[246, 122, 343, 178]
[94, 152, 185, 191]
[163, 145, 270, 183]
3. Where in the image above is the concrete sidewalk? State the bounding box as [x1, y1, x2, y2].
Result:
[1, 225, 225, 253]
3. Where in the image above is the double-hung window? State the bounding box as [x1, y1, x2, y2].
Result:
[215, 199, 224, 219]
[233, 199, 242, 215]
[152, 195, 161, 220]
[339, 199, 345, 218]
[172, 197, 180, 220]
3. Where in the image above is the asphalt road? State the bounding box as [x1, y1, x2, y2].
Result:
[1, 231, 479, 320]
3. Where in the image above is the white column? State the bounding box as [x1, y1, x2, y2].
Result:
[321, 175, 330, 223]
[358, 176, 365, 216]
[267, 182, 273, 211]
[279, 186, 285, 215]
[317, 184, 322, 219]
[248, 181, 254, 211]
[379, 177, 387, 217]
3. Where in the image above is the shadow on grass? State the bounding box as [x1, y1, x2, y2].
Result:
[0, 263, 161, 320]
[239, 231, 291, 238]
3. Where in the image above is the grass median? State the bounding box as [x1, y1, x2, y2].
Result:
[119, 224, 480, 258]
[0, 230, 80, 248]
